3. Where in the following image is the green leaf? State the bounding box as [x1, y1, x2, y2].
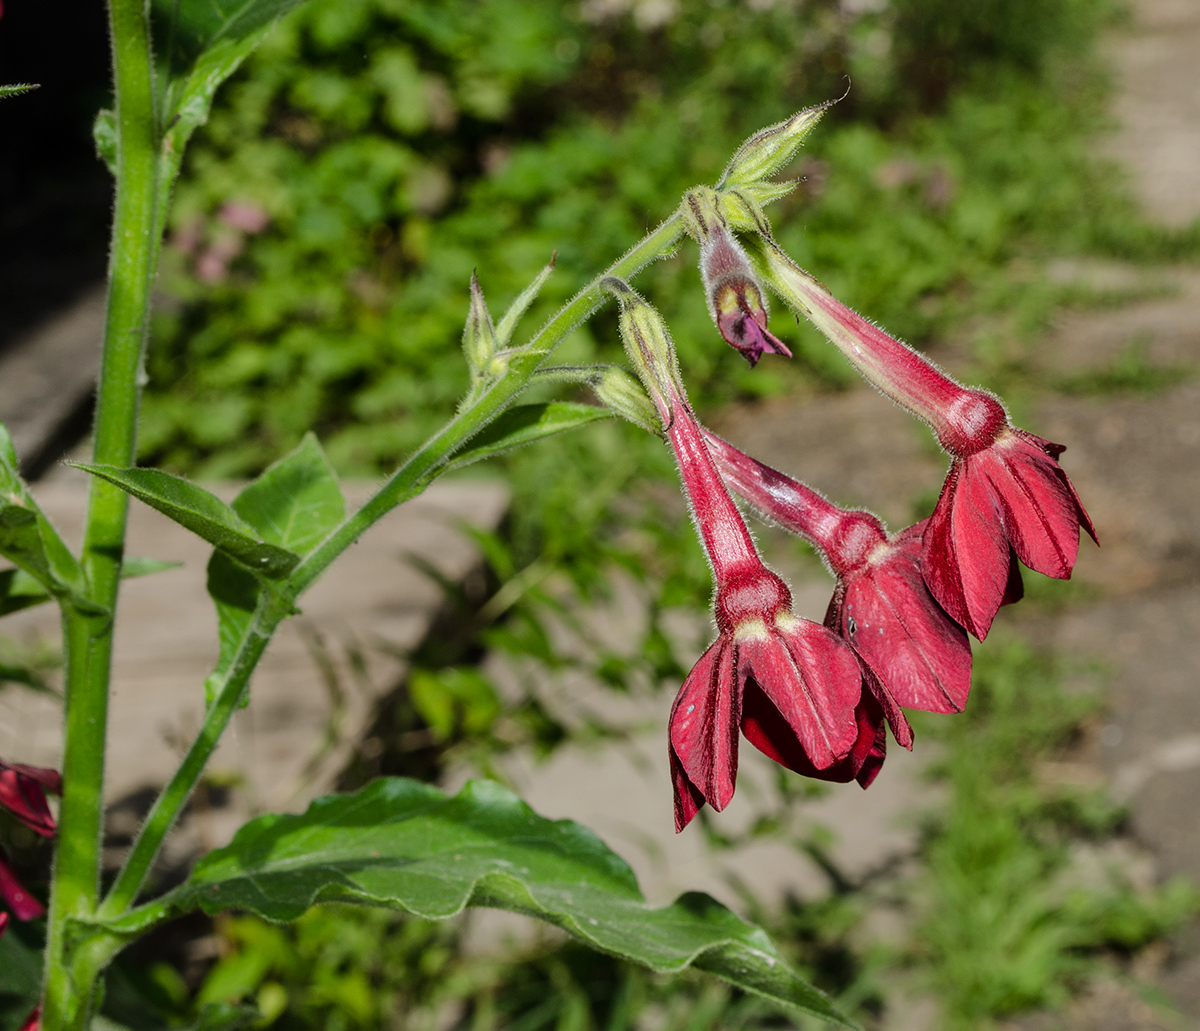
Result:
[201, 434, 342, 704]
[137, 779, 852, 1026]
[72, 465, 300, 579]
[0, 921, 43, 1029]
[122, 556, 185, 579]
[0, 84, 39, 101]
[230, 432, 344, 556]
[93, 108, 117, 174]
[152, 0, 313, 178]
[0, 425, 87, 602]
[446, 403, 611, 472]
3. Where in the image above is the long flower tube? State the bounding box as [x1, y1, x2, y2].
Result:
[602, 278, 910, 831]
[702, 430, 974, 714]
[750, 240, 1095, 639]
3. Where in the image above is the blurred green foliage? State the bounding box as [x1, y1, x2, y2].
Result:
[140, 0, 1181, 761]
[145, 0, 1156, 478]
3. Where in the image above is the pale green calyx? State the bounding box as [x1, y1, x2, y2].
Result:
[718, 101, 832, 188]
[601, 277, 681, 426]
[462, 273, 498, 378]
[592, 366, 661, 435]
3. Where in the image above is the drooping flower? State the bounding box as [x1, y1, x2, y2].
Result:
[685, 191, 792, 367]
[702, 430, 976, 713]
[751, 241, 1095, 639]
[0, 850, 44, 921]
[0, 759, 60, 837]
[603, 278, 909, 830]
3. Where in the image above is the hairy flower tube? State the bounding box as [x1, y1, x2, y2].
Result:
[603, 278, 908, 831]
[685, 191, 791, 368]
[0, 850, 44, 921]
[0, 759, 60, 837]
[703, 430, 974, 714]
[752, 241, 1095, 639]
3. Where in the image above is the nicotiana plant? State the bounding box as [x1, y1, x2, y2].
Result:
[0, 2, 1093, 1028]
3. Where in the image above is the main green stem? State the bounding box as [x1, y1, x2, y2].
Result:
[42, 0, 159, 1025]
[98, 212, 685, 923]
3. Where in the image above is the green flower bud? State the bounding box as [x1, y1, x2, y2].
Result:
[719, 101, 832, 188]
[592, 366, 661, 435]
[462, 273, 498, 378]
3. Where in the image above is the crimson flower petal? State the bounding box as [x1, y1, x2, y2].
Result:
[923, 455, 1011, 639]
[0, 852, 44, 921]
[669, 637, 740, 829]
[828, 522, 972, 714]
[716, 308, 793, 368]
[744, 687, 887, 787]
[923, 430, 1095, 639]
[19, 1006, 39, 1031]
[0, 762, 59, 838]
[737, 621, 862, 770]
[993, 430, 1097, 576]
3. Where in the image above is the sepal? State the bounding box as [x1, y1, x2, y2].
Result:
[719, 101, 832, 188]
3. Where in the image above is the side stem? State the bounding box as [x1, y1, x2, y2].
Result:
[96, 212, 685, 920]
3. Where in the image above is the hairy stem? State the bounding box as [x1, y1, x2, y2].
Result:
[41, 0, 159, 1024]
[98, 589, 291, 918]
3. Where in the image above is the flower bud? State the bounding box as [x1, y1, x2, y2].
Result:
[462, 273, 497, 378]
[602, 277, 679, 425]
[684, 191, 791, 368]
[719, 101, 832, 187]
[592, 366, 661, 435]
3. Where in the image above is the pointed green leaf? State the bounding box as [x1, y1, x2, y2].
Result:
[93, 108, 117, 175]
[132, 779, 851, 1026]
[152, 0, 312, 178]
[201, 434, 341, 703]
[72, 465, 299, 578]
[494, 256, 556, 348]
[231, 433, 344, 556]
[0, 425, 87, 601]
[447, 403, 611, 472]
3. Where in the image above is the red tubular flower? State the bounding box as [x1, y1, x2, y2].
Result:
[0, 851, 44, 921]
[19, 1006, 40, 1031]
[704, 430, 974, 713]
[667, 405, 900, 830]
[604, 277, 902, 829]
[0, 760, 61, 838]
[754, 243, 1095, 639]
